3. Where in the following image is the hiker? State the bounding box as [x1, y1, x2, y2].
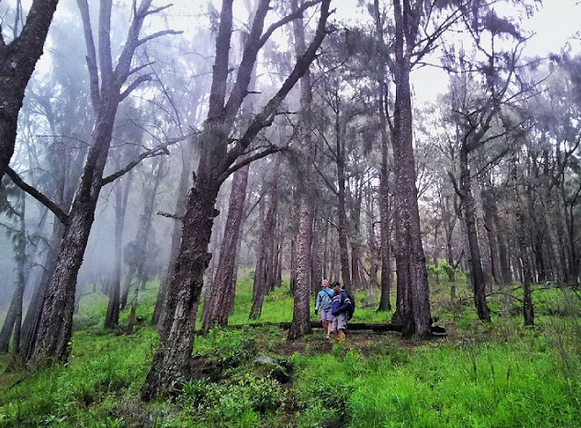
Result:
[330, 280, 353, 341]
[314, 279, 334, 339]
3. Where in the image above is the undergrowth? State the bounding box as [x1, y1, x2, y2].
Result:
[0, 273, 580, 427]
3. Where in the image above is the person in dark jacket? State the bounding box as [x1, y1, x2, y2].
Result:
[330, 281, 352, 341]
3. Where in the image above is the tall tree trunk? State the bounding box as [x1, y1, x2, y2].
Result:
[512, 155, 534, 325]
[311, 214, 324, 294]
[26, 0, 158, 363]
[288, 0, 315, 340]
[459, 146, 491, 322]
[249, 168, 279, 319]
[350, 177, 363, 292]
[200, 163, 249, 333]
[128, 157, 165, 332]
[141, 0, 330, 399]
[0, 0, 60, 187]
[335, 95, 352, 293]
[104, 170, 132, 329]
[494, 206, 512, 286]
[389, 0, 432, 338]
[375, 0, 392, 311]
[0, 193, 26, 353]
[482, 188, 502, 285]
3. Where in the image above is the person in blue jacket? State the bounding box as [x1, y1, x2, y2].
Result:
[314, 279, 334, 339]
[330, 281, 352, 341]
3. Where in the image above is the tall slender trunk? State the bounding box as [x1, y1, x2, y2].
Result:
[335, 97, 351, 293]
[0, 193, 26, 353]
[201, 163, 250, 333]
[128, 157, 164, 332]
[0, 0, 60, 187]
[459, 146, 491, 322]
[374, 0, 392, 312]
[389, 0, 432, 338]
[311, 215, 324, 294]
[249, 169, 279, 319]
[104, 170, 132, 329]
[288, 0, 314, 340]
[512, 156, 534, 326]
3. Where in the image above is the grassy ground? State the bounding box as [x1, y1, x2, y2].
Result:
[0, 271, 580, 427]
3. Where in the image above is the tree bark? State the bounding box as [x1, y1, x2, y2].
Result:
[335, 95, 352, 293]
[104, 169, 132, 329]
[0, 193, 26, 353]
[141, 0, 331, 399]
[389, 0, 433, 338]
[375, 0, 392, 312]
[26, 0, 157, 364]
[0, 0, 60, 187]
[288, 0, 316, 340]
[459, 145, 491, 322]
[250, 162, 280, 319]
[200, 163, 249, 333]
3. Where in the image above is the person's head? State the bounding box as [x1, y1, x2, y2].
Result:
[321, 279, 329, 288]
[331, 281, 341, 291]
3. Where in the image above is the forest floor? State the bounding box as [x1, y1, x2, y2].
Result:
[1, 278, 580, 428]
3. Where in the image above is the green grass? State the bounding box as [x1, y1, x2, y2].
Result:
[1, 273, 580, 427]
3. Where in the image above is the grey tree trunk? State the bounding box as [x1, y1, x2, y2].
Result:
[200, 163, 250, 333]
[250, 162, 280, 319]
[153, 143, 195, 327]
[459, 146, 491, 322]
[389, 0, 433, 338]
[0, 193, 26, 353]
[26, 0, 158, 364]
[335, 102, 352, 294]
[0, 0, 60, 187]
[141, 0, 331, 399]
[127, 157, 165, 332]
[288, 0, 316, 340]
[104, 170, 132, 329]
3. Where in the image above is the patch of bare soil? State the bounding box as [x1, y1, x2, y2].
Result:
[272, 328, 436, 357]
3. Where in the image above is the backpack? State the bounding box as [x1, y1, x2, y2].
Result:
[342, 291, 355, 320]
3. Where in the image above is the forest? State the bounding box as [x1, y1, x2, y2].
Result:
[0, 0, 580, 426]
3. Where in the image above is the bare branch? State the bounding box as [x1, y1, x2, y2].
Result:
[76, 0, 101, 110]
[5, 167, 69, 225]
[258, 0, 321, 47]
[157, 211, 182, 220]
[137, 29, 183, 47]
[120, 74, 152, 100]
[221, 0, 332, 171]
[101, 132, 195, 186]
[128, 61, 154, 77]
[143, 4, 173, 17]
[218, 146, 282, 184]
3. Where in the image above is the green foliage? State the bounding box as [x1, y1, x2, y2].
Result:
[1, 272, 581, 427]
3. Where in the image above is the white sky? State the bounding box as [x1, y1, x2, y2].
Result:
[3, 0, 579, 104]
[412, 0, 581, 103]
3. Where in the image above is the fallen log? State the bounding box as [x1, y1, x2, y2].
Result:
[205, 321, 446, 335]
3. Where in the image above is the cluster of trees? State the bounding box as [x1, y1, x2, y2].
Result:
[1, 0, 580, 399]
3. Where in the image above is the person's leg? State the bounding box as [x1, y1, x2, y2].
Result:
[323, 310, 333, 338]
[336, 314, 347, 342]
[331, 317, 338, 339]
[322, 320, 329, 338]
